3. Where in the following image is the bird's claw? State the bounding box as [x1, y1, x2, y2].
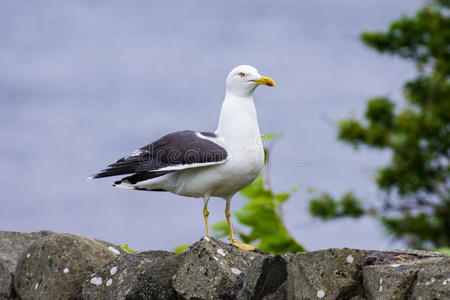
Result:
[394, 255, 407, 261]
[230, 239, 256, 251]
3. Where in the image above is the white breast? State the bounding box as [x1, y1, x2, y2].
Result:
[162, 93, 265, 199]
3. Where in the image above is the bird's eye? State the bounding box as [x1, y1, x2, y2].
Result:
[239, 72, 246, 77]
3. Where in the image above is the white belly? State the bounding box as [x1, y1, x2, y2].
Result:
[163, 145, 264, 199]
[147, 94, 264, 199]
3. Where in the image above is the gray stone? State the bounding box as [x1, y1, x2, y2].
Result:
[361, 250, 448, 300]
[0, 230, 53, 299]
[362, 249, 442, 267]
[237, 255, 288, 300]
[285, 248, 370, 300]
[410, 256, 450, 300]
[362, 257, 443, 300]
[173, 237, 264, 300]
[2, 230, 449, 299]
[14, 233, 126, 300]
[82, 250, 184, 300]
[389, 249, 445, 257]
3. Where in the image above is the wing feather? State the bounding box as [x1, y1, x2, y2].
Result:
[90, 130, 227, 179]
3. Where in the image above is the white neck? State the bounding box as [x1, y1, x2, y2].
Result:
[216, 93, 261, 147]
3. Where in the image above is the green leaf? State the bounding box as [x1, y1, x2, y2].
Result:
[118, 243, 135, 253]
[309, 191, 366, 220]
[212, 165, 306, 254]
[435, 248, 450, 255]
[275, 193, 291, 204]
[212, 221, 229, 239]
[236, 173, 305, 253]
[339, 192, 365, 218]
[309, 193, 338, 220]
[173, 244, 189, 254]
[261, 133, 284, 141]
[338, 119, 366, 148]
[261, 134, 275, 141]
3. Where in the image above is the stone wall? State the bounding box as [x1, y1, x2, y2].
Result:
[0, 230, 449, 299]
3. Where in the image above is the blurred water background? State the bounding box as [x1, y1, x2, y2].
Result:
[0, 0, 423, 250]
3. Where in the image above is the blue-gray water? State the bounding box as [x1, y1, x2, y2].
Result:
[1, 0, 422, 251]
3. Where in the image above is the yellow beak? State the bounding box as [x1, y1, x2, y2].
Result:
[252, 76, 276, 87]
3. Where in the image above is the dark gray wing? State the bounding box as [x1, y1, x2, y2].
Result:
[90, 130, 228, 179]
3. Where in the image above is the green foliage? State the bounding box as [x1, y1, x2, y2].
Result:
[309, 193, 337, 219]
[309, 192, 364, 220]
[173, 244, 189, 254]
[240, 175, 305, 253]
[435, 247, 450, 255]
[382, 199, 450, 248]
[211, 133, 304, 254]
[338, 119, 366, 149]
[339, 97, 396, 149]
[173, 134, 304, 254]
[118, 243, 135, 253]
[310, 0, 450, 249]
[340, 192, 366, 217]
[261, 134, 278, 141]
[211, 221, 229, 239]
[213, 174, 305, 254]
[361, 0, 450, 74]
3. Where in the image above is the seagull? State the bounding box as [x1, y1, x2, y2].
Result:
[89, 65, 275, 250]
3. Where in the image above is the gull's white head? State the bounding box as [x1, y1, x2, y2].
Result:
[226, 65, 275, 97]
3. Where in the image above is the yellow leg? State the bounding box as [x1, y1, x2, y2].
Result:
[225, 198, 255, 251]
[203, 196, 210, 237]
[225, 200, 235, 240]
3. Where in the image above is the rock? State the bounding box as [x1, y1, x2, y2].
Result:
[285, 248, 370, 300]
[0, 230, 53, 299]
[173, 236, 265, 300]
[2, 230, 449, 299]
[363, 257, 442, 299]
[362, 249, 442, 266]
[82, 250, 184, 300]
[362, 250, 445, 299]
[410, 256, 450, 299]
[14, 233, 127, 300]
[237, 255, 288, 300]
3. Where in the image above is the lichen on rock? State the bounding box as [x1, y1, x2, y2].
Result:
[13, 233, 127, 299]
[0, 230, 54, 300]
[0, 230, 449, 300]
[173, 237, 265, 300]
[82, 250, 183, 300]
